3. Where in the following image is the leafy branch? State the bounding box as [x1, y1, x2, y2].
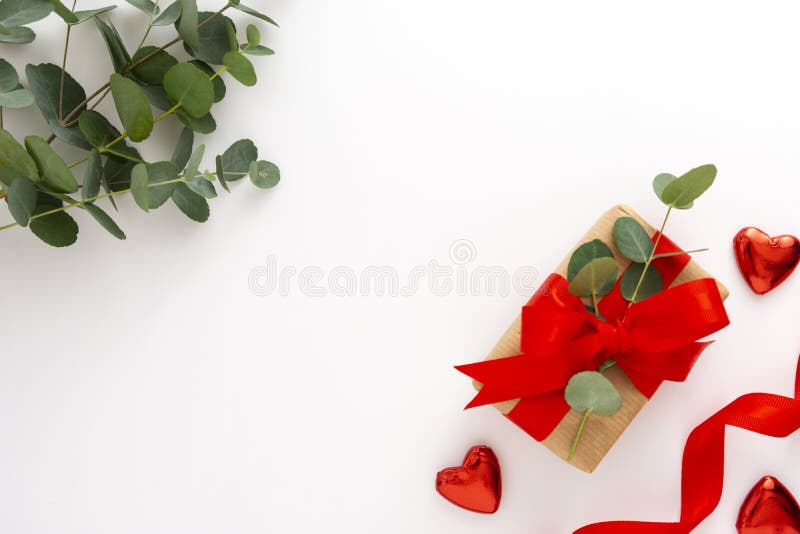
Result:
[0, 0, 281, 247]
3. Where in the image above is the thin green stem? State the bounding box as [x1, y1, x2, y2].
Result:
[0, 177, 187, 232]
[59, 3, 232, 129]
[567, 408, 592, 462]
[135, 0, 160, 51]
[591, 290, 600, 319]
[628, 205, 673, 305]
[58, 0, 78, 122]
[0, 107, 3, 129]
[651, 248, 709, 259]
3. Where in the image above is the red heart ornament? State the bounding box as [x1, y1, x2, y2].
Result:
[737, 476, 800, 533]
[436, 445, 501, 514]
[734, 227, 800, 294]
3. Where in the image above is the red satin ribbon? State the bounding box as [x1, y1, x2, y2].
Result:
[574, 356, 800, 533]
[456, 235, 730, 441]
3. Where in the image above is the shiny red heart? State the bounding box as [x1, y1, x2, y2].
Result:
[734, 227, 800, 294]
[436, 445, 501, 514]
[737, 476, 800, 533]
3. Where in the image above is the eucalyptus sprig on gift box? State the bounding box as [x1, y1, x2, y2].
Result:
[563, 164, 717, 461]
[0, 0, 280, 246]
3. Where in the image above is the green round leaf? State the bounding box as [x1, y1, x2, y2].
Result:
[653, 173, 693, 209]
[26, 63, 90, 149]
[185, 176, 216, 198]
[175, 108, 216, 133]
[30, 203, 78, 247]
[568, 256, 617, 298]
[171, 127, 194, 170]
[613, 217, 654, 263]
[220, 139, 257, 181]
[568, 239, 617, 296]
[77, 110, 142, 162]
[184, 12, 237, 65]
[24, 135, 78, 193]
[0, 0, 53, 27]
[110, 74, 154, 142]
[171, 182, 209, 222]
[243, 45, 274, 56]
[222, 51, 256, 86]
[189, 60, 226, 102]
[130, 161, 180, 211]
[0, 58, 20, 92]
[82, 203, 125, 239]
[660, 164, 717, 207]
[163, 62, 214, 118]
[6, 177, 37, 227]
[0, 25, 35, 44]
[131, 46, 179, 85]
[565, 371, 622, 416]
[246, 24, 260, 46]
[620, 263, 664, 303]
[0, 129, 39, 186]
[0, 88, 34, 108]
[249, 160, 279, 189]
[176, 0, 199, 51]
[153, 1, 181, 26]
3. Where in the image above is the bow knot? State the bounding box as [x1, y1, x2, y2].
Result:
[594, 318, 631, 355]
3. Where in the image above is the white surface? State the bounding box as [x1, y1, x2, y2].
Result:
[1, 1, 800, 532]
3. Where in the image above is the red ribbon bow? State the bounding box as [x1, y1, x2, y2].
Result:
[456, 235, 730, 441]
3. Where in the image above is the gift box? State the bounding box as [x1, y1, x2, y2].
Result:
[459, 205, 729, 473]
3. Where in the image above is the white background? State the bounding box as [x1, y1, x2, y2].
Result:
[1, 1, 800, 532]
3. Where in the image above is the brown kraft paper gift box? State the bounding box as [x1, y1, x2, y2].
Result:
[474, 205, 729, 473]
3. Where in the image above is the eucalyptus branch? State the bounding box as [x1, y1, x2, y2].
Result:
[134, 0, 160, 52]
[58, 0, 79, 122]
[58, 2, 233, 130]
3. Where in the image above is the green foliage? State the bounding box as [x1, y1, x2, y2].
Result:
[567, 239, 616, 296]
[110, 74, 153, 142]
[0, 0, 281, 247]
[620, 263, 663, 303]
[657, 164, 717, 208]
[568, 257, 617, 299]
[231, 2, 279, 27]
[613, 217, 653, 263]
[565, 371, 622, 416]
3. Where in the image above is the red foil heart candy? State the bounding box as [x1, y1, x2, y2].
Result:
[436, 445, 501, 514]
[733, 227, 800, 295]
[737, 476, 800, 534]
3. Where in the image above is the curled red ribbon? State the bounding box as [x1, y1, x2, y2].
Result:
[574, 356, 800, 533]
[456, 235, 730, 441]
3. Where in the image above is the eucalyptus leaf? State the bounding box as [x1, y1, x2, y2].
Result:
[243, 44, 274, 56]
[0, 88, 34, 108]
[568, 239, 617, 296]
[131, 46, 178, 85]
[24, 135, 79, 193]
[163, 62, 214, 118]
[620, 263, 664, 303]
[220, 139, 257, 181]
[94, 16, 131, 72]
[0, 25, 34, 44]
[153, 1, 180, 25]
[50, 0, 78, 23]
[653, 173, 693, 209]
[0, 0, 52, 26]
[77, 110, 142, 162]
[72, 6, 116, 24]
[215, 154, 229, 192]
[130, 161, 179, 211]
[26, 63, 90, 148]
[6, 177, 37, 226]
[613, 217, 654, 263]
[0, 58, 20, 92]
[82, 149, 102, 200]
[232, 2, 278, 27]
[246, 24, 260, 46]
[660, 164, 717, 207]
[185, 176, 216, 198]
[175, 108, 216, 133]
[190, 60, 226, 102]
[171, 128, 194, 170]
[222, 51, 256, 86]
[171, 182, 209, 222]
[564, 371, 622, 416]
[123, 0, 159, 15]
[184, 12, 237, 65]
[30, 209, 78, 247]
[184, 143, 204, 179]
[110, 74, 153, 142]
[249, 160, 279, 189]
[81, 202, 125, 239]
[568, 257, 617, 298]
[177, 0, 199, 51]
[0, 130, 39, 186]
[136, 82, 171, 110]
